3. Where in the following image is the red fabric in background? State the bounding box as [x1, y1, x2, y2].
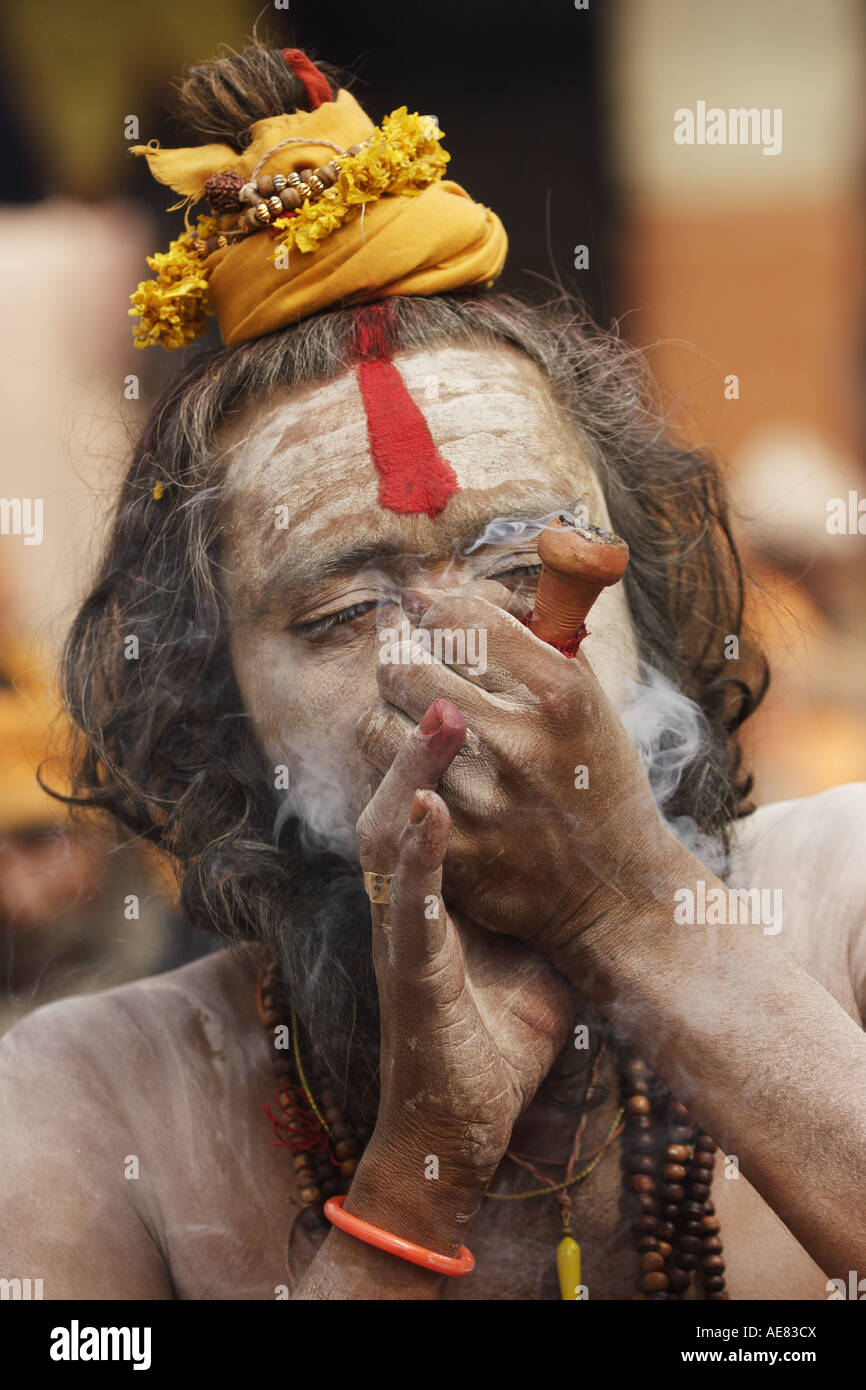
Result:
[282, 49, 332, 110]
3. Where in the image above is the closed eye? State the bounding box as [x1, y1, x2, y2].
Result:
[490, 561, 543, 583]
[295, 598, 392, 639]
[294, 561, 542, 639]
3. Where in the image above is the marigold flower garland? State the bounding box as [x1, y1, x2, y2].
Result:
[129, 215, 220, 351]
[271, 109, 448, 258]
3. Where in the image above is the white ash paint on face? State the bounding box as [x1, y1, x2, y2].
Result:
[390, 344, 598, 496]
[219, 342, 641, 848]
[220, 343, 612, 551]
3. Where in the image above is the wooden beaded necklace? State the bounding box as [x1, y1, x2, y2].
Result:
[257, 956, 727, 1299]
[620, 1052, 728, 1299]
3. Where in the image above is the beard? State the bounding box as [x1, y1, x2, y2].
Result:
[265, 829, 382, 1129]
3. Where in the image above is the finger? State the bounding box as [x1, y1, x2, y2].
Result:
[375, 617, 547, 723]
[402, 579, 526, 622]
[356, 701, 414, 775]
[399, 589, 538, 697]
[377, 638, 496, 727]
[356, 698, 466, 868]
[420, 592, 553, 676]
[357, 699, 494, 820]
[428, 592, 585, 714]
[387, 789, 453, 974]
[459, 578, 532, 619]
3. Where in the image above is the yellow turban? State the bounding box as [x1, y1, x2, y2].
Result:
[131, 89, 508, 349]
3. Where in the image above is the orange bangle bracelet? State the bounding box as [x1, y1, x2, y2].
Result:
[323, 1195, 475, 1276]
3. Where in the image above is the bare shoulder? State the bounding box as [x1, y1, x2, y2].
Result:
[730, 782, 866, 1021]
[0, 947, 270, 1156]
[0, 947, 260, 1085]
[0, 948, 266, 1298]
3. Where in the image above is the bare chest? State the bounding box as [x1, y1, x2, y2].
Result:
[152, 1075, 829, 1302]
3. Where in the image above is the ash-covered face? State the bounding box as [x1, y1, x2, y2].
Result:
[220, 341, 640, 855]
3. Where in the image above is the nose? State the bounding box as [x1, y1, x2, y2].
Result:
[401, 578, 527, 622]
[398, 559, 470, 621]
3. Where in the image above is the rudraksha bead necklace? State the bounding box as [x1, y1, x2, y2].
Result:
[257, 957, 368, 1232]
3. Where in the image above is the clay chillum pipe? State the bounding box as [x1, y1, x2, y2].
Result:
[529, 516, 630, 645]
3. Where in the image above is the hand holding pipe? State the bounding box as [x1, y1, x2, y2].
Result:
[529, 516, 629, 646]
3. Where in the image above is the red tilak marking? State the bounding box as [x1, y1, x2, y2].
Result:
[356, 357, 460, 519]
[357, 358, 461, 518]
[352, 306, 460, 518]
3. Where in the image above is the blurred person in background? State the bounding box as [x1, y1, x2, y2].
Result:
[0, 614, 210, 1035]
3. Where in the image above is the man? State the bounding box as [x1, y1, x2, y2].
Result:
[0, 43, 863, 1301]
[0, 619, 186, 1036]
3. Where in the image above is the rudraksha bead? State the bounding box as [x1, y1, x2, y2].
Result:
[629, 1131, 655, 1152]
[670, 1126, 694, 1144]
[686, 1182, 711, 1201]
[630, 1174, 655, 1194]
[633, 1217, 658, 1239]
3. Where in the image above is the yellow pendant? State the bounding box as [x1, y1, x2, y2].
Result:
[556, 1234, 582, 1300]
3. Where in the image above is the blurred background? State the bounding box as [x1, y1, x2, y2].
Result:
[0, 0, 862, 1027]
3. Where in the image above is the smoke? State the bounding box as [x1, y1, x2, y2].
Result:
[460, 503, 591, 555]
[275, 655, 727, 879]
[619, 662, 727, 877]
[268, 509, 602, 859]
[270, 653, 731, 1121]
[273, 742, 361, 861]
[270, 495, 728, 880]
